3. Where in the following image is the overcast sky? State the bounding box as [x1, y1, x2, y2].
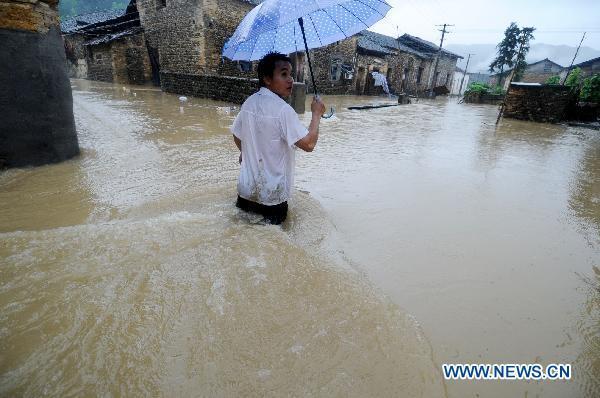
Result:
[369, 0, 600, 49]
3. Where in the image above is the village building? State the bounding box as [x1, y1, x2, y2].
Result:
[62, 1, 154, 85]
[450, 66, 469, 95]
[490, 58, 564, 86]
[560, 56, 600, 81]
[308, 31, 462, 96]
[61, 1, 462, 102]
[467, 72, 491, 85]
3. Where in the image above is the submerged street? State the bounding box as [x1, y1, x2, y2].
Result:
[1, 80, 598, 397]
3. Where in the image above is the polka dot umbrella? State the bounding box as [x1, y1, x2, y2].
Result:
[223, 0, 392, 98]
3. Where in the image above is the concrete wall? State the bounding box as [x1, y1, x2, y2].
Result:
[504, 84, 574, 123]
[451, 70, 469, 95]
[0, 0, 79, 168]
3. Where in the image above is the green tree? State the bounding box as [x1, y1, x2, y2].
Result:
[512, 27, 535, 81]
[545, 75, 560, 84]
[579, 74, 600, 103]
[489, 22, 520, 85]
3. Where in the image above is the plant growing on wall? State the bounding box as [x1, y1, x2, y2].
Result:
[580, 74, 600, 103]
[545, 75, 561, 84]
[565, 67, 582, 88]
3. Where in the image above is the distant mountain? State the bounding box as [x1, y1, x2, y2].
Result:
[445, 43, 600, 73]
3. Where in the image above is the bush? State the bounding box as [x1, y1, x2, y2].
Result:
[464, 82, 505, 95]
[580, 74, 600, 103]
[565, 67, 582, 88]
[545, 75, 560, 84]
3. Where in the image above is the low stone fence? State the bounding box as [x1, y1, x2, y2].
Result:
[160, 72, 258, 104]
[504, 84, 575, 123]
[463, 91, 504, 104]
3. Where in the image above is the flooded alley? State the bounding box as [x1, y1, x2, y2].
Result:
[1, 80, 599, 397]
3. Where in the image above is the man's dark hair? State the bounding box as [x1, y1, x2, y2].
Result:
[257, 52, 292, 87]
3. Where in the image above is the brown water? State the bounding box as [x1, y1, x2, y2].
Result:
[0, 80, 598, 397]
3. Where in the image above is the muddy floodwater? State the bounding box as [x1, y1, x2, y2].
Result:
[1, 80, 598, 397]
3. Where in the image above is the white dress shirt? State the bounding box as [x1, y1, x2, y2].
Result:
[231, 87, 308, 205]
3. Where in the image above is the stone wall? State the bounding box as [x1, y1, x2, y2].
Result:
[86, 44, 113, 82]
[206, 0, 256, 78]
[0, 0, 59, 33]
[63, 33, 88, 78]
[306, 37, 358, 95]
[137, 0, 255, 78]
[504, 84, 574, 123]
[137, 0, 204, 75]
[85, 33, 153, 84]
[111, 33, 153, 84]
[161, 72, 258, 104]
[0, 0, 79, 168]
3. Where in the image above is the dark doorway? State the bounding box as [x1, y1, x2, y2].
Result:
[146, 43, 161, 86]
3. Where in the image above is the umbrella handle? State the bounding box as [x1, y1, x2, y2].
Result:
[299, 18, 334, 119]
[314, 94, 335, 119]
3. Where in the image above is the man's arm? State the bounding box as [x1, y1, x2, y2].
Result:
[233, 135, 242, 163]
[295, 97, 325, 152]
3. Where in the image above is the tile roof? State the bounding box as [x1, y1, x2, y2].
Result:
[61, 9, 126, 33]
[357, 30, 429, 58]
[84, 26, 142, 46]
[573, 56, 600, 68]
[399, 34, 463, 59]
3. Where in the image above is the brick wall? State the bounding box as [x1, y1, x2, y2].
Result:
[161, 71, 258, 104]
[504, 84, 575, 123]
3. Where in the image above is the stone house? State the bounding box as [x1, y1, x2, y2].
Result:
[133, 0, 261, 102]
[490, 58, 564, 85]
[308, 31, 462, 96]
[61, 1, 154, 85]
[560, 56, 600, 81]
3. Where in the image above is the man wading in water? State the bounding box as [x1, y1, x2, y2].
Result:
[232, 52, 326, 224]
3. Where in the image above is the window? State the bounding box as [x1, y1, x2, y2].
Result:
[330, 58, 342, 81]
[416, 67, 424, 83]
[386, 67, 393, 81]
[445, 73, 450, 85]
[156, 0, 166, 10]
[543, 63, 552, 72]
[434, 71, 440, 85]
[237, 61, 252, 73]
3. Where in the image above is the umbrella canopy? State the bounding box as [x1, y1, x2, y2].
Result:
[223, 0, 392, 61]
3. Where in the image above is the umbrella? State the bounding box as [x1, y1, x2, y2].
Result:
[222, 0, 392, 99]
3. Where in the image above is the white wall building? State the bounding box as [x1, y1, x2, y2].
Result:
[451, 67, 469, 95]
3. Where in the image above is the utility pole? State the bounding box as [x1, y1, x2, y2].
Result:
[429, 23, 454, 97]
[561, 32, 586, 85]
[457, 53, 473, 96]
